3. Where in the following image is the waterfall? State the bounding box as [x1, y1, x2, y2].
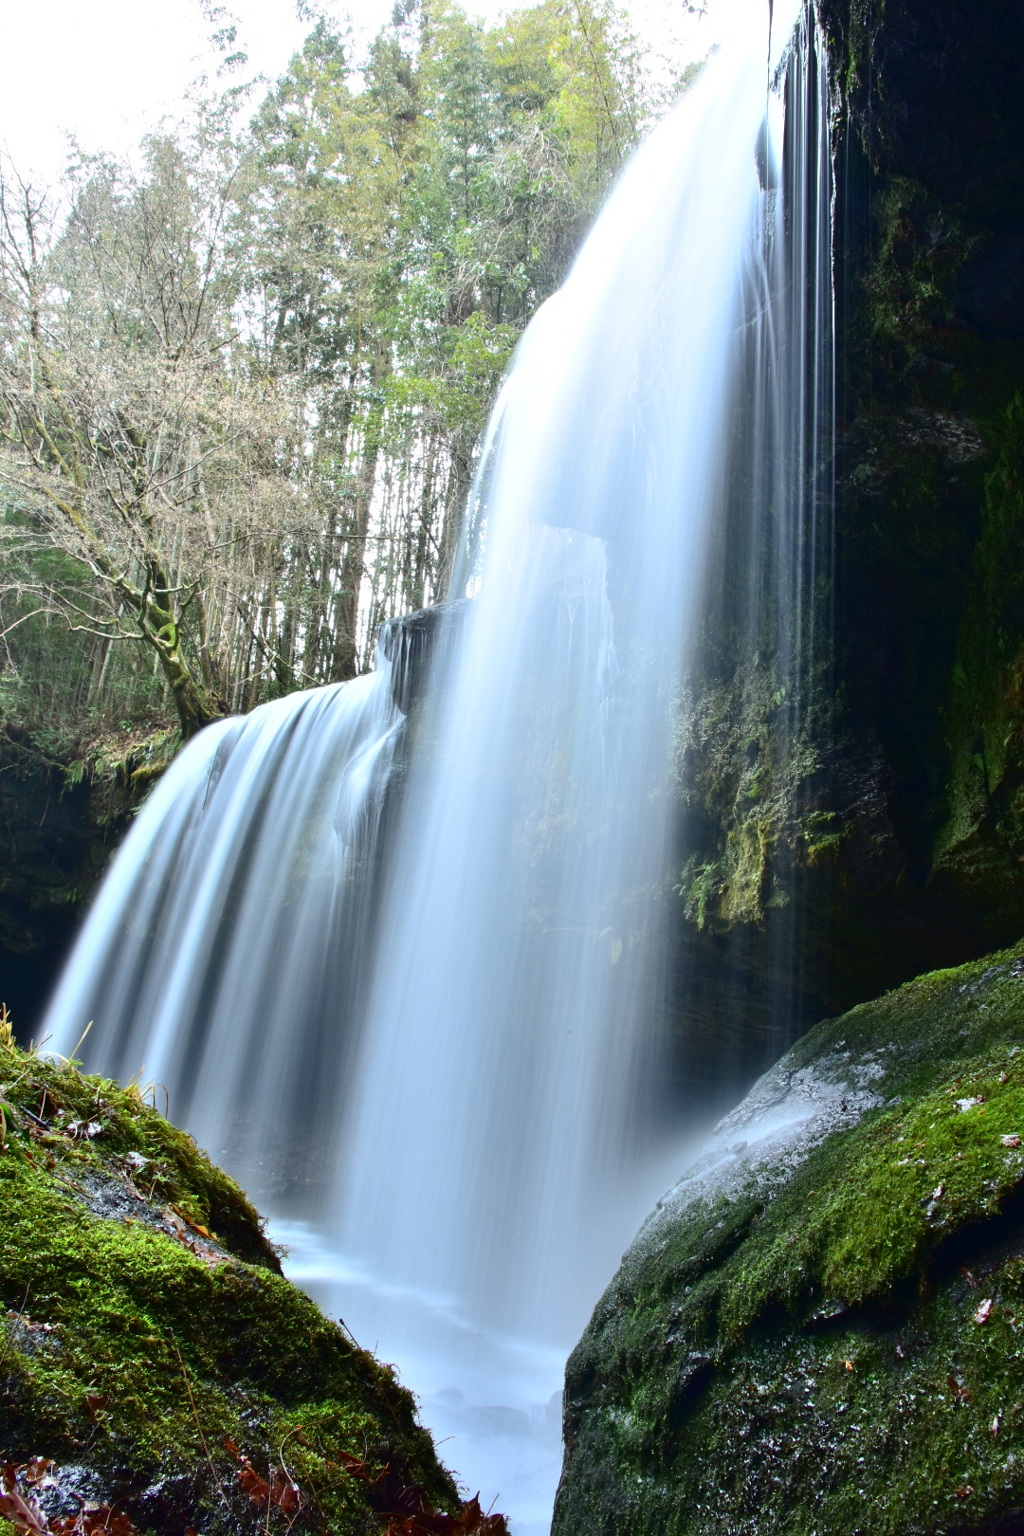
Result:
[43, 645, 403, 1201]
[679, 0, 836, 1093]
[44, 3, 833, 1531]
[334, 0, 781, 1358]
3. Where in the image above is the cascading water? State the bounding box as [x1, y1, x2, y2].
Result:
[45, 4, 833, 1531]
[43, 641, 404, 1199]
[683, 0, 836, 1093]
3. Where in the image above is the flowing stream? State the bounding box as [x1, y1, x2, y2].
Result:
[45, 3, 833, 1530]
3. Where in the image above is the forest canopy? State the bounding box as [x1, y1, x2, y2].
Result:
[0, 0, 686, 747]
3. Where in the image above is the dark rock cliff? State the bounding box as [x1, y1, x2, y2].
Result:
[0, 729, 174, 1037]
[664, 0, 1024, 1108]
[824, 0, 1024, 951]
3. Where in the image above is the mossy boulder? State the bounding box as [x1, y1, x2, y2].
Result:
[0, 1032, 463, 1536]
[554, 940, 1024, 1536]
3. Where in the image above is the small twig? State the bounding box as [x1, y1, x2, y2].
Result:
[171, 1336, 230, 1510]
[0, 1282, 32, 1371]
[336, 1314, 361, 1349]
[67, 1020, 93, 1064]
[276, 1427, 305, 1531]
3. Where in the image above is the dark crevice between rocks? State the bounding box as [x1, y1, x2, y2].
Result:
[942, 1514, 1024, 1536]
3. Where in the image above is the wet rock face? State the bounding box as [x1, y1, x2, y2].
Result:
[0, 746, 108, 1036]
[379, 601, 465, 719]
[665, 0, 1024, 1067]
[0, 728, 176, 1038]
[824, 0, 1024, 240]
[819, 0, 1024, 965]
[821, 0, 1024, 824]
[553, 944, 1024, 1536]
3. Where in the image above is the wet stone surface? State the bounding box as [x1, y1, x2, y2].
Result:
[554, 941, 1024, 1536]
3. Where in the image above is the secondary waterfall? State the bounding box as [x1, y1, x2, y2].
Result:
[42, 643, 403, 1192]
[44, 3, 833, 1530]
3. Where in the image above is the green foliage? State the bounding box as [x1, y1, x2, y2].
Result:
[2, 0, 671, 753]
[719, 1063, 1024, 1333]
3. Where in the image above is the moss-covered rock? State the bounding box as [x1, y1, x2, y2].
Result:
[0, 1029, 463, 1536]
[554, 941, 1024, 1536]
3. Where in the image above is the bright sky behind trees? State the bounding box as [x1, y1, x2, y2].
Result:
[0, 0, 761, 745]
[0, 0, 736, 188]
[3, 0, 695, 736]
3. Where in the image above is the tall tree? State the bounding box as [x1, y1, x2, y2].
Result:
[0, 128, 298, 735]
[0, 0, 664, 747]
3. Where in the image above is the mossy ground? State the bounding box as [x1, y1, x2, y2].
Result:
[0, 1028, 457, 1536]
[555, 942, 1024, 1536]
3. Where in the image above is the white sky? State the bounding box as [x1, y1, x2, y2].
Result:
[0, 0, 743, 190]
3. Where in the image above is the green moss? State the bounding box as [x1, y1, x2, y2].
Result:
[555, 942, 1024, 1536]
[718, 1062, 1024, 1337]
[622, 1272, 1024, 1536]
[673, 662, 830, 934]
[0, 1039, 456, 1535]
